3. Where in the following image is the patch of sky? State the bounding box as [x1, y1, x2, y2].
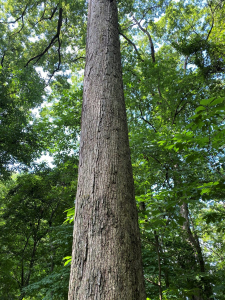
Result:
[35, 153, 55, 168]
[28, 33, 46, 43]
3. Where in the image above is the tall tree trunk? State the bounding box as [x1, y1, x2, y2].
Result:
[154, 231, 163, 300]
[68, 1, 146, 299]
[174, 171, 213, 300]
[180, 202, 214, 300]
[180, 202, 205, 272]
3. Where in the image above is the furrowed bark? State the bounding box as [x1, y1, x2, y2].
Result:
[68, 0, 146, 299]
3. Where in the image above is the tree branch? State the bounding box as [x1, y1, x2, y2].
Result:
[0, 4, 28, 24]
[47, 35, 62, 83]
[139, 105, 157, 132]
[133, 17, 155, 63]
[25, 7, 63, 67]
[119, 32, 144, 62]
[154, 231, 163, 300]
[184, 55, 189, 71]
[206, 0, 215, 41]
[144, 276, 160, 287]
[71, 56, 86, 63]
[172, 93, 190, 125]
[31, 5, 58, 27]
[1, 51, 5, 67]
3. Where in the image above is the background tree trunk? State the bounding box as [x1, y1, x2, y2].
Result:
[68, 0, 146, 299]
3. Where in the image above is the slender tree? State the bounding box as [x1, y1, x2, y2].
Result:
[68, 0, 146, 299]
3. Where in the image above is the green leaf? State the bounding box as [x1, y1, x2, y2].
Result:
[209, 97, 224, 106]
[63, 256, 72, 266]
[64, 207, 75, 224]
[195, 106, 206, 113]
[200, 98, 214, 106]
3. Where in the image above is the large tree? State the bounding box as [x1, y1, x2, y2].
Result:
[1, 0, 225, 299]
[68, 0, 146, 299]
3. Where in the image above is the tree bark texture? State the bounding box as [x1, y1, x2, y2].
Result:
[68, 1, 146, 299]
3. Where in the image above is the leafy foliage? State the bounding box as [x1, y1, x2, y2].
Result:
[0, 159, 78, 299]
[0, 65, 45, 177]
